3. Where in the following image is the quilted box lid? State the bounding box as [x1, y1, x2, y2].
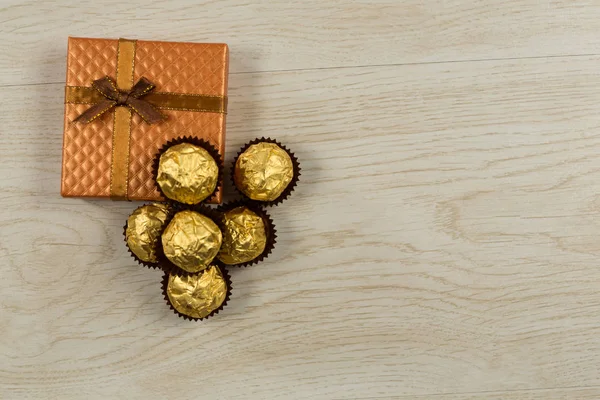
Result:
[61, 37, 228, 203]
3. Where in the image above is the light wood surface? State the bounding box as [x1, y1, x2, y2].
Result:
[2, 1, 600, 399]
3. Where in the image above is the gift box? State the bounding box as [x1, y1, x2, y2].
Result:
[61, 37, 229, 202]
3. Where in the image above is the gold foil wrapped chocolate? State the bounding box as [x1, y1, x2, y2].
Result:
[218, 207, 267, 265]
[126, 203, 170, 263]
[161, 210, 222, 273]
[234, 142, 294, 201]
[166, 266, 228, 319]
[157, 143, 219, 204]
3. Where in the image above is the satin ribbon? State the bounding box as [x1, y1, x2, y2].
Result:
[74, 76, 165, 124]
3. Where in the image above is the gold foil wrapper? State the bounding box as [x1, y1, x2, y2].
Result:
[157, 143, 219, 204]
[161, 210, 222, 273]
[218, 207, 267, 265]
[126, 203, 170, 263]
[166, 266, 228, 319]
[234, 142, 294, 201]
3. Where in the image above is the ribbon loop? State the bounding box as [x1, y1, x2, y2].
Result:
[130, 77, 156, 97]
[75, 76, 165, 124]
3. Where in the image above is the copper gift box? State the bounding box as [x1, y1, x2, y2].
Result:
[61, 37, 229, 203]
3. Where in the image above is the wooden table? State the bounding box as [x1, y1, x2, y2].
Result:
[2, 1, 600, 399]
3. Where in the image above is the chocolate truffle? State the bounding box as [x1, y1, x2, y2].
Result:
[161, 210, 222, 273]
[218, 206, 267, 265]
[125, 203, 170, 263]
[157, 143, 219, 204]
[165, 266, 228, 319]
[234, 142, 294, 202]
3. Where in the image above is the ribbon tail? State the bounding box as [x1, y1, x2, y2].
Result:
[126, 98, 166, 124]
[92, 76, 120, 100]
[74, 100, 116, 123]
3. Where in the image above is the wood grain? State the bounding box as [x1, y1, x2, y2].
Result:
[3, 0, 600, 85]
[2, 1, 600, 399]
[3, 55, 600, 399]
[400, 387, 600, 399]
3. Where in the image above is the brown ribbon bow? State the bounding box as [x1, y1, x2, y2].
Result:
[75, 76, 165, 124]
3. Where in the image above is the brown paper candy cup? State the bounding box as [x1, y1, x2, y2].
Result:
[153, 204, 225, 277]
[217, 201, 277, 267]
[152, 136, 224, 205]
[161, 266, 232, 321]
[124, 203, 174, 270]
[231, 137, 300, 207]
